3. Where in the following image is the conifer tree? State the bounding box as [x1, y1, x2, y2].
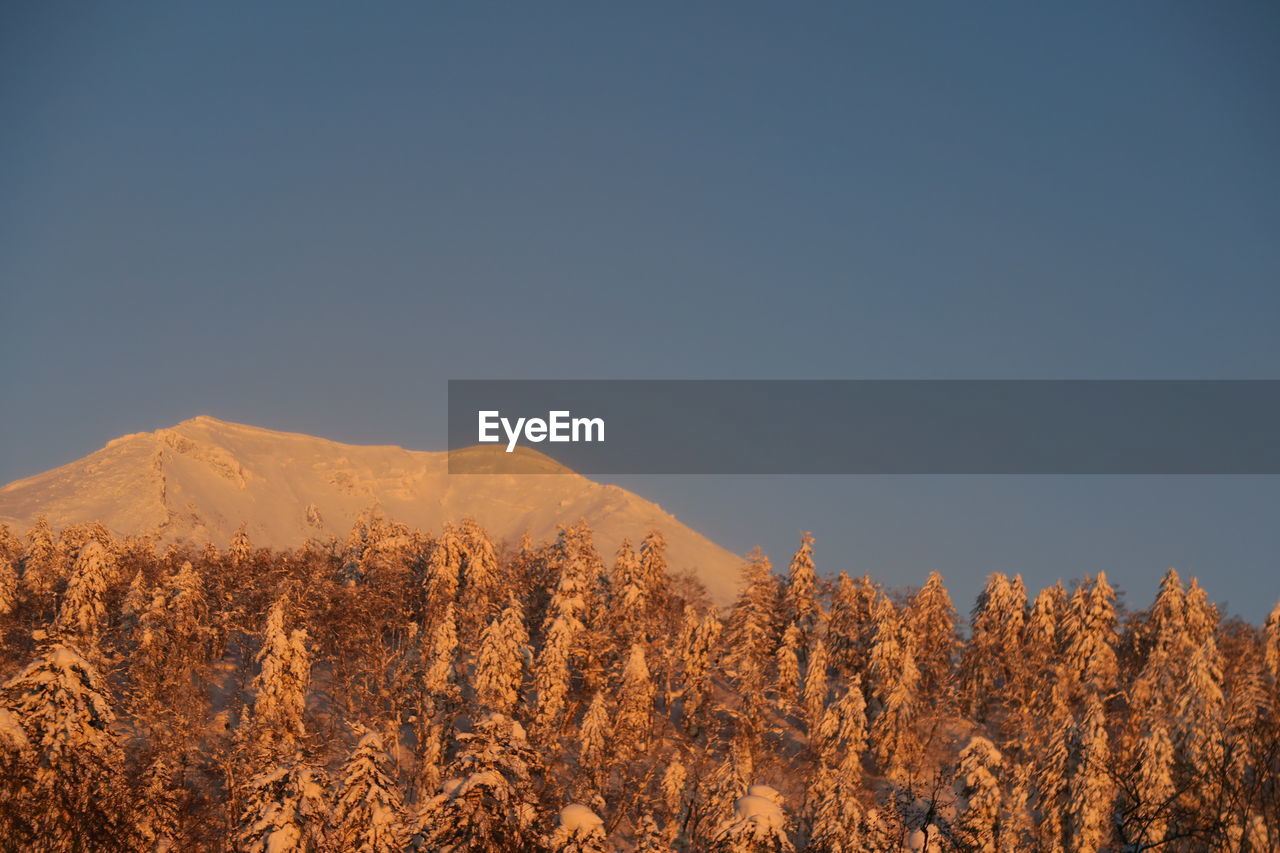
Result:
[423, 601, 461, 704]
[1062, 573, 1118, 702]
[1264, 599, 1280, 685]
[1184, 578, 1218, 648]
[868, 603, 920, 778]
[1131, 569, 1189, 718]
[611, 538, 647, 640]
[0, 554, 17, 617]
[1175, 637, 1225, 805]
[473, 596, 529, 715]
[906, 571, 957, 705]
[458, 518, 503, 644]
[800, 637, 829, 734]
[1032, 673, 1073, 853]
[228, 523, 254, 569]
[412, 713, 542, 852]
[1066, 694, 1113, 853]
[20, 516, 62, 603]
[635, 812, 673, 853]
[234, 756, 330, 853]
[416, 602, 461, 796]
[710, 784, 795, 852]
[333, 730, 408, 852]
[123, 568, 150, 620]
[616, 642, 656, 756]
[424, 525, 463, 616]
[961, 572, 1026, 718]
[783, 533, 820, 645]
[136, 753, 182, 853]
[1001, 762, 1036, 853]
[52, 539, 113, 648]
[677, 607, 722, 730]
[638, 530, 673, 624]
[1132, 719, 1175, 848]
[578, 690, 610, 772]
[532, 545, 590, 739]
[815, 676, 867, 781]
[774, 624, 803, 709]
[725, 549, 781, 719]
[237, 596, 310, 765]
[953, 736, 1003, 853]
[806, 762, 865, 853]
[2, 643, 134, 847]
[662, 756, 688, 810]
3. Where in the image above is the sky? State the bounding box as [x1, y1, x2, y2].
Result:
[2, 2, 1278, 620]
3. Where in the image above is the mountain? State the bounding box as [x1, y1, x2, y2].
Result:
[0, 416, 743, 603]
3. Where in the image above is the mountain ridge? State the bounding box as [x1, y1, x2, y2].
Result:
[0, 416, 743, 603]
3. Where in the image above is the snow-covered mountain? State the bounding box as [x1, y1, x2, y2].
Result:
[0, 416, 743, 603]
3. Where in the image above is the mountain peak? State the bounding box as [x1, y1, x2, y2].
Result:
[0, 419, 743, 603]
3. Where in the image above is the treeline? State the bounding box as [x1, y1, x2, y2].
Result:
[0, 517, 1278, 852]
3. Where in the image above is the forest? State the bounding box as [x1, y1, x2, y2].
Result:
[0, 516, 1277, 852]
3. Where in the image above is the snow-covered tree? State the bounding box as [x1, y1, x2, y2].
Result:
[638, 530, 673, 624]
[424, 525, 463, 615]
[774, 623, 803, 709]
[868, 603, 920, 778]
[20, 516, 63, 603]
[634, 812, 673, 853]
[953, 735, 1003, 853]
[234, 755, 330, 852]
[815, 676, 867, 781]
[52, 539, 113, 648]
[615, 642, 656, 756]
[228, 523, 254, 568]
[676, 606, 722, 730]
[422, 600, 461, 704]
[1264, 598, 1280, 685]
[724, 549, 781, 718]
[801, 637, 829, 734]
[826, 573, 880, 681]
[135, 752, 182, 853]
[783, 532, 820, 645]
[1032, 673, 1073, 853]
[710, 784, 795, 853]
[1, 643, 133, 847]
[610, 538, 647, 639]
[1061, 573, 1118, 702]
[547, 803, 607, 853]
[412, 713, 542, 852]
[907, 571, 957, 705]
[531, 554, 589, 739]
[458, 517, 504, 644]
[806, 763, 865, 853]
[333, 730, 408, 852]
[961, 572, 1027, 718]
[578, 690, 610, 773]
[237, 596, 311, 764]
[662, 757, 689, 818]
[1130, 569, 1189, 719]
[1065, 694, 1113, 853]
[473, 596, 529, 714]
[1175, 636, 1225, 802]
[1132, 719, 1176, 849]
[0, 554, 17, 617]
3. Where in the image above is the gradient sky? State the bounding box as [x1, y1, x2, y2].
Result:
[3, 3, 1278, 620]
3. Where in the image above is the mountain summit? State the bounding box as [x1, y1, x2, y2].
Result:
[0, 416, 743, 602]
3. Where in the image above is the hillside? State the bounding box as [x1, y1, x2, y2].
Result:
[0, 416, 743, 602]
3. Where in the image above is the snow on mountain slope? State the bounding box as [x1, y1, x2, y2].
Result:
[0, 416, 744, 602]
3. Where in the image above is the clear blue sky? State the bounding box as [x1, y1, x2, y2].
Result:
[3, 3, 1278, 620]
